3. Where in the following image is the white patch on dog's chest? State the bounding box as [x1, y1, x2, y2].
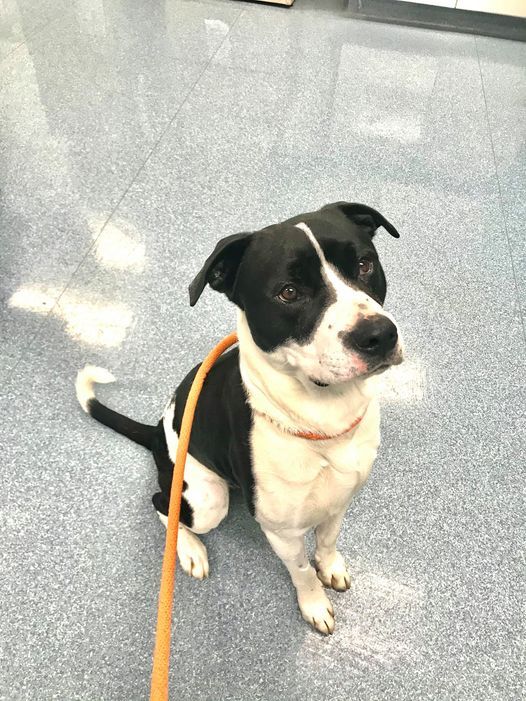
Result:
[251, 404, 381, 531]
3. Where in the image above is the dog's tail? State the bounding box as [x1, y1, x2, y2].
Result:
[75, 365, 155, 450]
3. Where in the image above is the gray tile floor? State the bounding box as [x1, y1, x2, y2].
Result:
[1, 1, 525, 699]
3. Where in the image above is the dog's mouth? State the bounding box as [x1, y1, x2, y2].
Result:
[369, 363, 390, 375]
[367, 348, 404, 376]
[309, 350, 403, 387]
[311, 379, 329, 387]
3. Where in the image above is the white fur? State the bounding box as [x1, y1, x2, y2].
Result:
[156, 513, 210, 580]
[237, 313, 382, 634]
[238, 311, 375, 437]
[75, 365, 115, 412]
[176, 525, 209, 579]
[162, 402, 229, 535]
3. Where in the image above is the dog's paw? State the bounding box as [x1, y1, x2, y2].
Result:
[298, 588, 335, 635]
[315, 552, 351, 592]
[177, 526, 209, 580]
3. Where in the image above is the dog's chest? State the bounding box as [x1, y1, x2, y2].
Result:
[250, 405, 380, 530]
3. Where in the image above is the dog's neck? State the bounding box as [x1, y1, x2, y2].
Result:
[237, 312, 374, 436]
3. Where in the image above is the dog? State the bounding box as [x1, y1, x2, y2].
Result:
[76, 201, 403, 635]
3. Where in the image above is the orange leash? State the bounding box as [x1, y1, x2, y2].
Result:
[149, 332, 238, 701]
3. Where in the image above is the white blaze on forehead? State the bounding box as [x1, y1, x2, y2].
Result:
[294, 222, 327, 264]
[294, 222, 377, 311]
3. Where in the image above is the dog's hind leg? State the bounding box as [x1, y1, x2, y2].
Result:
[151, 417, 229, 580]
[154, 503, 209, 580]
[152, 472, 228, 581]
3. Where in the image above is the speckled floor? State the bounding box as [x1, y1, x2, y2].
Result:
[1, 1, 525, 699]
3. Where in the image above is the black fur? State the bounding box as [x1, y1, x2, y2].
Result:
[87, 398, 155, 449]
[233, 224, 336, 351]
[172, 347, 255, 515]
[189, 232, 253, 306]
[320, 202, 400, 239]
[151, 426, 194, 527]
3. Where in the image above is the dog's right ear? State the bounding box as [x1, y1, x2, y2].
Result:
[323, 202, 400, 239]
[189, 232, 253, 306]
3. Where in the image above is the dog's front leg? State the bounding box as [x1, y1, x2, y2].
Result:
[263, 527, 335, 635]
[314, 510, 352, 592]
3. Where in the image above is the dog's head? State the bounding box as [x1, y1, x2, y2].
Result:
[189, 202, 403, 386]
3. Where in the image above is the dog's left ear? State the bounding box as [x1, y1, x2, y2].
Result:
[324, 202, 400, 239]
[189, 232, 253, 306]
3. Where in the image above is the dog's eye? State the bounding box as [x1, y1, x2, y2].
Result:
[278, 285, 300, 303]
[359, 258, 374, 276]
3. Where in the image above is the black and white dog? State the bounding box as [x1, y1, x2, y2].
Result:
[76, 202, 403, 635]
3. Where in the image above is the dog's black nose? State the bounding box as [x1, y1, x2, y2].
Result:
[344, 315, 398, 357]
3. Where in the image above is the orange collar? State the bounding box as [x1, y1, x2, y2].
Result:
[255, 409, 366, 441]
